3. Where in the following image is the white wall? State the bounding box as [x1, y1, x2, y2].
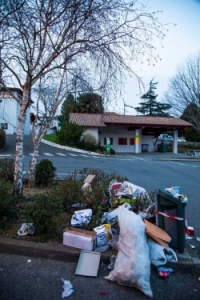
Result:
[82, 126, 158, 153]
[141, 136, 158, 152]
[100, 126, 135, 153]
[0, 96, 31, 135]
[0, 99, 18, 134]
[100, 126, 157, 153]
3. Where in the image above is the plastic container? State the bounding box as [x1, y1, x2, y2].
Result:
[156, 188, 187, 253]
[160, 141, 167, 152]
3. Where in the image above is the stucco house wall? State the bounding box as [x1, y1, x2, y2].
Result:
[0, 89, 31, 135]
[83, 125, 158, 153]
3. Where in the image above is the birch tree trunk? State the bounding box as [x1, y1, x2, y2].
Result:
[14, 83, 31, 196]
[28, 130, 41, 188]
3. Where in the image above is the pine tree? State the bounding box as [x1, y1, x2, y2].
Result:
[135, 79, 171, 116]
[60, 93, 76, 123]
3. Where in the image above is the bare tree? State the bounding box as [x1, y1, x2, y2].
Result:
[164, 52, 200, 132]
[0, 0, 171, 195]
[29, 65, 68, 188]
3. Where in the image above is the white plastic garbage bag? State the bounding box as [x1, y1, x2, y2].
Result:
[71, 209, 92, 227]
[164, 247, 178, 263]
[147, 238, 178, 266]
[147, 237, 167, 266]
[105, 206, 153, 298]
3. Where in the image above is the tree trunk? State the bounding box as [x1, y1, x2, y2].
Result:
[13, 84, 30, 196]
[28, 135, 40, 188]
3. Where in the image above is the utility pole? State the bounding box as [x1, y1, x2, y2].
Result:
[124, 103, 135, 115]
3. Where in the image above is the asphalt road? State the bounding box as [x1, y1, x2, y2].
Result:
[0, 252, 200, 300]
[1, 134, 200, 254]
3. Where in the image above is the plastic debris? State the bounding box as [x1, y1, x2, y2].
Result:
[17, 223, 36, 236]
[157, 266, 175, 278]
[157, 266, 175, 273]
[157, 270, 169, 278]
[27, 259, 32, 263]
[196, 237, 200, 242]
[108, 255, 117, 270]
[61, 278, 74, 298]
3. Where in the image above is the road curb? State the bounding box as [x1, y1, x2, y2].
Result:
[41, 139, 102, 156]
[0, 237, 200, 274]
[156, 158, 200, 162]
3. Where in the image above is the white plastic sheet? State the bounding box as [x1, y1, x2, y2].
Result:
[105, 206, 153, 298]
[61, 278, 74, 298]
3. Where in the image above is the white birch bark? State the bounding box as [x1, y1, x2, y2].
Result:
[28, 132, 40, 188]
[14, 85, 30, 195]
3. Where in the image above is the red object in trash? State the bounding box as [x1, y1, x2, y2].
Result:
[157, 271, 169, 278]
[111, 183, 122, 195]
[98, 292, 107, 296]
[187, 226, 194, 236]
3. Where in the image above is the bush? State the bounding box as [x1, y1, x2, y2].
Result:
[76, 140, 98, 152]
[0, 180, 18, 229]
[0, 158, 15, 182]
[35, 159, 56, 186]
[57, 122, 83, 146]
[184, 127, 200, 142]
[49, 178, 84, 211]
[0, 129, 6, 149]
[82, 131, 97, 145]
[48, 168, 129, 231]
[25, 193, 63, 242]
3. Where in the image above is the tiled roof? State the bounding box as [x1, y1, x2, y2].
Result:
[69, 113, 106, 127]
[103, 115, 193, 127]
[69, 113, 193, 128]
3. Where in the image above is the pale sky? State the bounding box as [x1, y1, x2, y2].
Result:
[110, 0, 200, 115]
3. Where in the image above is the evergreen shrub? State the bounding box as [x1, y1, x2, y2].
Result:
[35, 159, 56, 186]
[0, 158, 15, 182]
[0, 180, 18, 229]
[57, 122, 83, 146]
[25, 193, 63, 242]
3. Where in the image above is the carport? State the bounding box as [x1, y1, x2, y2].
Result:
[69, 113, 193, 154]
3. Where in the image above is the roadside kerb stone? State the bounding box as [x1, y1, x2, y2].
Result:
[41, 139, 102, 156]
[0, 237, 200, 274]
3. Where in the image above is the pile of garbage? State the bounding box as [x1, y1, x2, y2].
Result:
[63, 175, 183, 298]
[16, 174, 192, 298]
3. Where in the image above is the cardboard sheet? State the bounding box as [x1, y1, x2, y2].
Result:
[144, 219, 171, 247]
[82, 174, 95, 192]
[84, 174, 95, 184]
[75, 250, 101, 277]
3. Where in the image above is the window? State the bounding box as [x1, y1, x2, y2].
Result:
[130, 138, 135, 145]
[118, 138, 127, 145]
[1, 123, 8, 129]
[104, 137, 113, 145]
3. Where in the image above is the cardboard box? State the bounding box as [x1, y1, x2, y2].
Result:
[63, 227, 96, 251]
[81, 174, 95, 192]
[144, 219, 171, 248]
[111, 182, 122, 196]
